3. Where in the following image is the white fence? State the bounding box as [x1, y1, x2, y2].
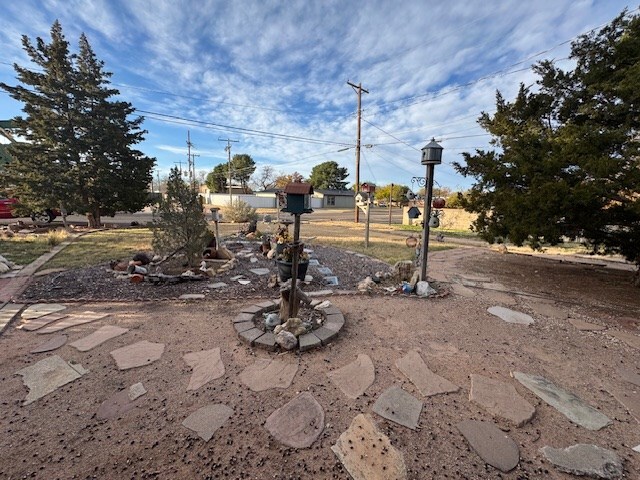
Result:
[200, 193, 277, 208]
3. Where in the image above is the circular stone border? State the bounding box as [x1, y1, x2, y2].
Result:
[232, 299, 345, 352]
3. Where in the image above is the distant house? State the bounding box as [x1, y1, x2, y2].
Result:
[313, 189, 354, 208]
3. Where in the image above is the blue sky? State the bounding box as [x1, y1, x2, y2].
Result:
[0, 0, 634, 192]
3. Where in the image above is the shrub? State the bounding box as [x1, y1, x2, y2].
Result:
[45, 228, 69, 246]
[222, 199, 258, 223]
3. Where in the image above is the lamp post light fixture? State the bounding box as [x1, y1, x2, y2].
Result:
[419, 138, 443, 282]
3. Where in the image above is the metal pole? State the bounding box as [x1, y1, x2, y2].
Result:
[288, 214, 301, 316]
[388, 183, 393, 225]
[420, 164, 435, 281]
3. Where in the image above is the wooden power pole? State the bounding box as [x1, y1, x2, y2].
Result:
[218, 137, 239, 204]
[347, 81, 369, 223]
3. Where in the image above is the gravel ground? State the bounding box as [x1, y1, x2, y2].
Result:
[19, 242, 395, 302]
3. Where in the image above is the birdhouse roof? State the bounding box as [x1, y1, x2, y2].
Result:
[284, 182, 314, 195]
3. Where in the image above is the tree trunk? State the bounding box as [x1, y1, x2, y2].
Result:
[86, 207, 101, 228]
[633, 265, 640, 288]
[59, 201, 68, 230]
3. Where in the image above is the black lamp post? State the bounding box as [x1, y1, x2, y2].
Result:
[419, 138, 443, 281]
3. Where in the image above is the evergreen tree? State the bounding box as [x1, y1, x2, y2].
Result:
[205, 163, 228, 193]
[231, 154, 255, 193]
[308, 161, 348, 190]
[0, 21, 154, 227]
[454, 10, 640, 283]
[152, 167, 210, 267]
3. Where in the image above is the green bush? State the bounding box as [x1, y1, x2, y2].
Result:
[222, 199, 258, 223]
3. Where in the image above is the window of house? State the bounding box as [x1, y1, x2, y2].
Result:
[327, 195, 336, 206]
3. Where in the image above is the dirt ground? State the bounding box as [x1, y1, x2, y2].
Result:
[1, 246, 639, 479]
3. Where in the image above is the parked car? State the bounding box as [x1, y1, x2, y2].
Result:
[0, 198, 58, 223]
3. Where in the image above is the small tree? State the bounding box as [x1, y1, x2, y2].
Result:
[205, 164, 228, 193]
[308, 161, 348, 190]
[231, 154, 256, 193]
[152, 167, 210, 267]
[222, 199, 258, 223]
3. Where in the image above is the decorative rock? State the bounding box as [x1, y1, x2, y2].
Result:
[179, 293, 205, 300]
[207, 282, 228, 289]
[249, 268, 270, 275]
[16, 355, 87, 405]
[331, 414, 407, 480]
[275, 331, 298, 350]
[37, 312, 109, 334]
[327, 354, 375, 399]
[30, 334, 67, 353]
[541, 444, 623, 479]
[415, 281, 436, 297]
[357, 276, 376, 292]
[110, 341, 165, 370]
[183, 348, 225, 391]
[264, 392, 324, 448]
[372, 386, 422, 430]
[513, 371, 611, 430]
[470, 374, 535, 426]
[317, 267, 333, 276]
[396, 350, 459, 397]
[488, 306, 534, 325]
[97, 383, 147, 420]
[240, 358, 298, 391]
[633, 445, 640, 453]
[265, 313, 280, 330]
[314, 300, 332, 310]
[274, 317, 306, 337]
[457, 420, 520, 472]
[569, 318, 607, 331]
[182, 404, 233, 442]
[69, 325, 129, 352]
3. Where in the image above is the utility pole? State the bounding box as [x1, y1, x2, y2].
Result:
[347, 81, 369, 223]
[219, 137, 239, 204]
[186, 131, 200, 190]
[190, 153, 200, 190]
[174, 160, 186, 175]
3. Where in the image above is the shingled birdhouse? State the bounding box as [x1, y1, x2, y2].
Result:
[360, 182, 376, 194]
[282, 182, 314, 214]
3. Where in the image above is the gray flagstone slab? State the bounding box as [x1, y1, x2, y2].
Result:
[327, 354, 375, 399]
[457, 420, 519, 472]
[182, 404, 233, 442]
[396, 350, 459, 397]
[249, 268, 270, 276]
[69, 325, 129, 352]
[265, 392, 324, 448]
[513, 371, 611, 430]
[331, 414, 407, 480]
[21, 303, 66, 320]
[110, 341, 165, 370]
[372, 386, 422, 430]
[30, 334, 68, 353]
[183, 348, 225, 391]
[16, 355, 87, 405]
[541, 444, 623, 479]
[470, 374, 535, 427]
[239, 358, 298, 392]
[19, 312, 69, 331]
[488, 306, 534, 325]
[37, 312, 109, 334]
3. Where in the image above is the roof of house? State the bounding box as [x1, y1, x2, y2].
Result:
[315, 189, 354, 196]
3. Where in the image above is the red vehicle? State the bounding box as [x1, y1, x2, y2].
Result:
[0, 198, 58, 223]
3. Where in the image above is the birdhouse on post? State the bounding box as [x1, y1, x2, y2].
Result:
[281, 182, 314, 214]
[360, 183, 376, 194]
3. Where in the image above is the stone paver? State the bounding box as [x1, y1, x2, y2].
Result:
[513, 371, 611, 430]
[69, 325, 129, 352]
[298, 332, 321, 351]
[569, 318, 607, 331]
[396, 350, 459, 397]
[233, 312, 254, 323]
[313, 326, 338, 345]
[457, 420, 520, 472]
[450, 283, 476, 297]
[609, 331, 640, 350]
[183, 348, 225, 391]
[327, 354, 375, 399]
[238, 327, 264, 346]
[30, 334, 68, 353]
[324, 313, 345, 332]
[233, 321, 254, 333]
[21, 303, 67, 319]
[241, 304, 263, 314]
[526, 302, 569, 319]
[488, 306, 534, 325]
[541, 444, 623, 479]
[0, 303, 23, 332]
[372, 386, 422, 430]
[331, 414, 407, 480]
[110, 341, 165, 370]
[254, 332, 277, 351]
[469, 374, 535, 426]
[249, 268, 270, 275]
[179, 294, 205, 300]
[240, 358, 298, 391]
[618, 368, 640, 387]
[182, 404, 233, 442]
[207, 282, 228, 289]
[37, 312, 109, 334]
[264, 392, 324, 448]
[16, 355, 87, 405]
[19, 312, 69, 331]
[97, 383, 147, 420]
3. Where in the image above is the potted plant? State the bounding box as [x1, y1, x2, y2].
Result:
[276, 244, 309, 281]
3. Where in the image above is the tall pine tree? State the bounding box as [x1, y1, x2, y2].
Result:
[0, 21, 154, 227]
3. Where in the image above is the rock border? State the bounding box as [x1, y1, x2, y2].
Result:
[233, 300, 345, 352]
